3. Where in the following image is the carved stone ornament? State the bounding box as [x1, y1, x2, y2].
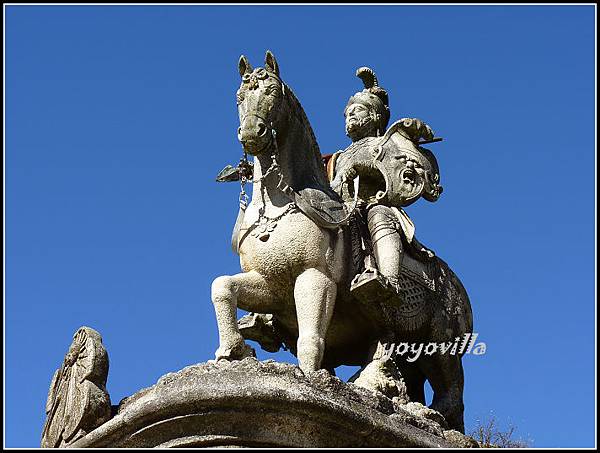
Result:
[41, 326, 111, 448]
[331, 118, 443, 209]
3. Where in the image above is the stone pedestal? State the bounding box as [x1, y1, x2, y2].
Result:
[67, 358, 476, 448]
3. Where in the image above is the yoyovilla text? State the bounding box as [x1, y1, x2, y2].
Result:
[381, 333, 486, 363]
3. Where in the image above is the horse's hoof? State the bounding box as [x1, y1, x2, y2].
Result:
[215, 342, 256, 361]
[353, 359, 406, 400]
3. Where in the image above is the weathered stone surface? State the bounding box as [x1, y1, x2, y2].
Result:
[352, 357, 408, 402]
[41, 327, 111, 448]
[403, 401, 449, 429]
[443, 429, 481, 448]
[69, 358, 475, 448]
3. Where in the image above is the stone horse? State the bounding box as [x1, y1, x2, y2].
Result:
[211, 51, 472, 432]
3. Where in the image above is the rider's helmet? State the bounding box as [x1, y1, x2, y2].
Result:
[344, 67, 390, 137]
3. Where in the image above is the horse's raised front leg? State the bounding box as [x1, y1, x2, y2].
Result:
[211, 270, 277, 361]
[294, 268, 336, 373]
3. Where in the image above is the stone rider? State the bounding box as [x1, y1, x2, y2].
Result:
[327, 67, 439, 304]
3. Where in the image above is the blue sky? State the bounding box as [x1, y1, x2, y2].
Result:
[5, 5, 596, 448]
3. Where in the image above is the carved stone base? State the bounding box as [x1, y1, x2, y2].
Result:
[68, 358, 477, 448]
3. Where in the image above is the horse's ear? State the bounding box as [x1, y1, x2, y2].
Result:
[239, 55, 253, 77]
[264, 50, 279, 77]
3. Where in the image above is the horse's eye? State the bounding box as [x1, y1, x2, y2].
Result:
[242, 74, 251, 83]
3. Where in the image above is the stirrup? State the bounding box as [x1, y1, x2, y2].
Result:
[351, 269, 404, 306]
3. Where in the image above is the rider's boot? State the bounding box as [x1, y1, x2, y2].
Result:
[351, 205, 405, 305]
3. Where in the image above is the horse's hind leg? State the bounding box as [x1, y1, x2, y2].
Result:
[211, 270, 277, 361]
[294, 268, 336, 373]
[419, 353, 466, 433]
[396, 361, 427, 404]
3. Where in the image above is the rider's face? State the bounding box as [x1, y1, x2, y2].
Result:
[345, 102, 375, 140]
[346, 103, 370, 124]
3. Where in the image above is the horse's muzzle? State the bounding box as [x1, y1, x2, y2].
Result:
[238, 115, 271, 155]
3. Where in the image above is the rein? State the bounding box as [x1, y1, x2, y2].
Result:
[232, 127, 359, 253]
[267, 128, 360, 230]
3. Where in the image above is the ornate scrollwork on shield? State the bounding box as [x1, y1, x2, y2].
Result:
[331, 119, 443, 210]
[374, 119, 443, 208]
[41, 327, 111, 448]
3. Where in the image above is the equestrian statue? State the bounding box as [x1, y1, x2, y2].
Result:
[212, 51, 472, 433]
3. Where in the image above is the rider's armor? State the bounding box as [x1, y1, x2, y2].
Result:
[329, 117, 442, 306]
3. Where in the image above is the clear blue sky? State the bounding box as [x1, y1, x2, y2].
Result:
[5, 5, 596, 448]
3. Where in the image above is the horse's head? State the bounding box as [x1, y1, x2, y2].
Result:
[236, 51, 287, 156]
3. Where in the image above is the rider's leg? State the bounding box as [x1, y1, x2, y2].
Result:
[367, 204, 403, 292]
[211, 270, 277, 360]
[294, 267, 336, 373]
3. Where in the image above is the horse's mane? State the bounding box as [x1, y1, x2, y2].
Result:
[281, 82, 330, 189]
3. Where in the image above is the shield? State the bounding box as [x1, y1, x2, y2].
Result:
[332, 120, 443, 209]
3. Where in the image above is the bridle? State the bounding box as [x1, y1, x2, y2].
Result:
[231, 74, 359, 252]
